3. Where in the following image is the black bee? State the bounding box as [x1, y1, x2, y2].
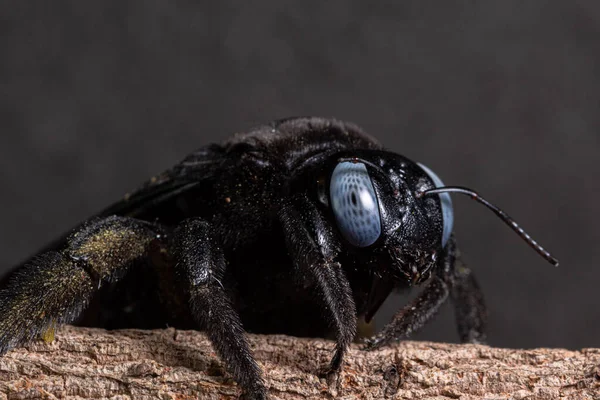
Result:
[0, 117, 557, 399]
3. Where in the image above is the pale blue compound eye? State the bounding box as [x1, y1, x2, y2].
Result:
[330, 162, 381, 247]
[418, 163, 454, 248]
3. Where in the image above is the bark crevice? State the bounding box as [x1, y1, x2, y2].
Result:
[0, 326, 598, 399]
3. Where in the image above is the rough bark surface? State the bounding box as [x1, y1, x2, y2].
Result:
[0, 326, 598, 400]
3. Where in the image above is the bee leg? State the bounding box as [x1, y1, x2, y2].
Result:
[363, 275, 450, 350]
[363, 238, 466, 350]
[0, 215, 162, 355]
[170, 219, 266, 400]
[450, 261, 488, 344]
[279, 195, 357, 379]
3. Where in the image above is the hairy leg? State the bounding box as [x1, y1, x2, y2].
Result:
[364, 276, 449, 350]
[279, 194, 357, 374]
[0, 215, 161, 354]
[450, 260, 488, 343]
[364, 237, 488, 349]
[171, 218, 265, 400]
[364, 239, 462, 350]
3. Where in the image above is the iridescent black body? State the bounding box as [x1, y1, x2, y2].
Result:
[0, 117, 490, 399]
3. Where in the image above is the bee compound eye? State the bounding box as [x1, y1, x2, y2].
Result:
[330, 161, 381, 247]
[418, 163, 454, 248]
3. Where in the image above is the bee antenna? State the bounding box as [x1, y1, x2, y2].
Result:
[417, 186, 559, 266]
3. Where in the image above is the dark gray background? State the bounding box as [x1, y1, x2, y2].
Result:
[1, 1, 598, 350]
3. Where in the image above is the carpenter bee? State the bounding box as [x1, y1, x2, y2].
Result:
[0, 117, 557, 399]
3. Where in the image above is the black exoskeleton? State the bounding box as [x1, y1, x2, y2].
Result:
[0, 117, 557, 399]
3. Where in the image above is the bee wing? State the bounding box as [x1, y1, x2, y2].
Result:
[99, 144, 224, 219]
[6, 145, 224, 274]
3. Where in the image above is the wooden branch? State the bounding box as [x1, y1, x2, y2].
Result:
[0, 326, 598, 399]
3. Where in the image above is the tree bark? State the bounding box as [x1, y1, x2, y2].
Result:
[0, 326, 598, 399]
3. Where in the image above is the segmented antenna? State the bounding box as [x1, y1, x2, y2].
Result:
[417, 186, 559, 266]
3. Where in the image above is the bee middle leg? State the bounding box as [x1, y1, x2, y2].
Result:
[170, 218, 266, 400]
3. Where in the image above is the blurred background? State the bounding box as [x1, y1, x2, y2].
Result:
[1, 1, 598, 350]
